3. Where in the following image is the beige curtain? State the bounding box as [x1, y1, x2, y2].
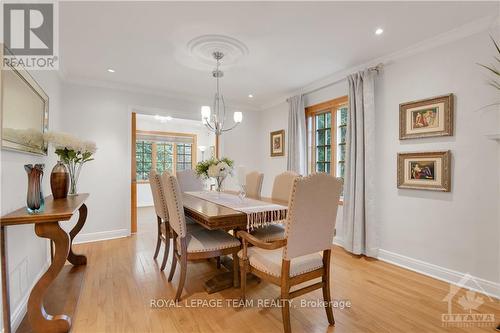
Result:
[287, 95, 307, 175]
[342, 70, 378, 257]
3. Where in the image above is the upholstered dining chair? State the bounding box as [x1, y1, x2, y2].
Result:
[149, 170, 171, 271]
[176, 169, 204, 192]
[162, 173, 242, 301]
[149, 170, 203, 271]
[238, 173, 342, 333]
[251, 171, 299, 242]
[245, 171, 264, 199]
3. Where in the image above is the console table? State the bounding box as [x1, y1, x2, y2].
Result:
[1, 194, 89, 333]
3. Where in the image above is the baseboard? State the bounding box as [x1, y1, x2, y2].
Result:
[378, 249, 500, 299]
[11, 259, 51, 332]
[333, 236, 344, 247]
[73, 229, 129, 244]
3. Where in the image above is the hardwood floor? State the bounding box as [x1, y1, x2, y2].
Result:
[66, 207, 499, 333]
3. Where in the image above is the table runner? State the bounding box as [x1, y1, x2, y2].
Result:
[185, 191, 288, 231]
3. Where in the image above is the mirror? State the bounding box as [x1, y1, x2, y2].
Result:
[1, 46, 49, 155]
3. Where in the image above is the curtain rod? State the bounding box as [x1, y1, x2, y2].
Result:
[287, 63, 383, 101]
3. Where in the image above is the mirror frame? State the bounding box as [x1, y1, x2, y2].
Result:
[1, 45, 49, 156]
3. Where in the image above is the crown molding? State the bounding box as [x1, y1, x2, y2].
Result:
[261, 14, 500, 110]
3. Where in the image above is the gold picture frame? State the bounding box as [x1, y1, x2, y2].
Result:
[399, 94, 453, 140]
[397, 151, 451, 192]
[270, 130, 285, 157]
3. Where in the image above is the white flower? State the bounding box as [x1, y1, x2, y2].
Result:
[216, 162, 230, 178]
[207, 164, 218, 178]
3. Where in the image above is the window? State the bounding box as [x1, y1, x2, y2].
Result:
[156, 143, 174, 174]
[306, 96, 348, 182]
[176, 143, 192, 172]
[136, 141, 152, 181]
[134, 132, 197, 181]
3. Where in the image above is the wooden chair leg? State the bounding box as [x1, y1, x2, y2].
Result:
[239, 258, 247, 300]
[216, 256, 221, 269]
[322, 249, 335, 325]
[175, 247, 187, 302]
[168, 235, 178, 282]
[280, 260, 291, 333]
[153, 217, 162, 260]
[232, 253, 239, 288]
[280, 296, 291, 333]
[160, 236, 170, 271]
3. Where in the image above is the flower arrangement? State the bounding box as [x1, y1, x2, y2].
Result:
[43, 131, 97, 195]
[195, 157, 234, 191]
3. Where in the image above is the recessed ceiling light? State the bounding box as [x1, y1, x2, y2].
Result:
[248, 94, 254, 98]
[165, 116, 173, 121]
[375, 28, 384, 35]
[107, 68, 115, 73]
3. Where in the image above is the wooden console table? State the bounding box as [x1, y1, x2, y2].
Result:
[1, 194, 89, 333]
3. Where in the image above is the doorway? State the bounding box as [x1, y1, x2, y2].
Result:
[130, 113, 217, 233]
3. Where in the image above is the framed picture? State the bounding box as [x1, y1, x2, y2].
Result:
[397, 151, 451, 192]
[270, 130, 285, 157]
[399, 94, 453, 140]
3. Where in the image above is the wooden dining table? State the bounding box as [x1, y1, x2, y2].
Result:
[181, 192, 288, 293]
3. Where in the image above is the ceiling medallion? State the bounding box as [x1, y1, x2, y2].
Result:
[187, 34, 249, 68]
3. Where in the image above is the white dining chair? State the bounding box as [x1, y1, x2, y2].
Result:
[245, 171, 264, 199]
[162, 174, 242, 301]
[176, 169, 204, 192]
[238, 173, 343, 333]
[251, 171, 299, 242]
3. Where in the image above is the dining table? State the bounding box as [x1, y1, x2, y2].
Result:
[182, 191, 288, 293]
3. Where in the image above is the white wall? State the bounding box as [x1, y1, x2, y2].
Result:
[135, 114, 216, 207]
[374, 31, 499, 284]
[1, 70, 62, 330]
[259, 29, 500, 288]
[220, 110, 263, 191]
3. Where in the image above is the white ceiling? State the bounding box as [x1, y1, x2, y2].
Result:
[60, 1, 498, 108]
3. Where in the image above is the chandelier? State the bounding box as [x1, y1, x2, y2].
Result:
[201, 51, 242, 135]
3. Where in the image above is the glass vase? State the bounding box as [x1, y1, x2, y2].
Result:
[65, 161, 82, 196]
[215, 175, 226, 192]
[25, 164, 45, 214]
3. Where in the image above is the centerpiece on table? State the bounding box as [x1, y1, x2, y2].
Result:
[44, 131, 97, 197]
[195, 157, 234, 192]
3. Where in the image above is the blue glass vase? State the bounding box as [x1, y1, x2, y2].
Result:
[25, 164, 45, 214]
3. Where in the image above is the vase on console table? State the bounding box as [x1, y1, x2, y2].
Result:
[50, 161, 69, 199]
[25, 164, 45, 214]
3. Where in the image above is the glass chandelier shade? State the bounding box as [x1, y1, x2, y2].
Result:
[201, 51, 243, 135]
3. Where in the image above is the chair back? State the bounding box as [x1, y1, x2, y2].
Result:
[149, 170, 168, 221]
[176, 169, 203, 192]
[245, 171, 264, 199]
[162, 173, 187, 237]
[271, 171, 299, 202]
[283, 173, 342, 260]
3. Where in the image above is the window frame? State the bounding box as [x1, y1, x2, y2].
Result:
[306, 96, 348, 202]
[135, 130, 197, 183]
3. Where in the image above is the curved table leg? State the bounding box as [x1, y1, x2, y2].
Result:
[28, 222, 71, 333]
[68, 204, 88, 266]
